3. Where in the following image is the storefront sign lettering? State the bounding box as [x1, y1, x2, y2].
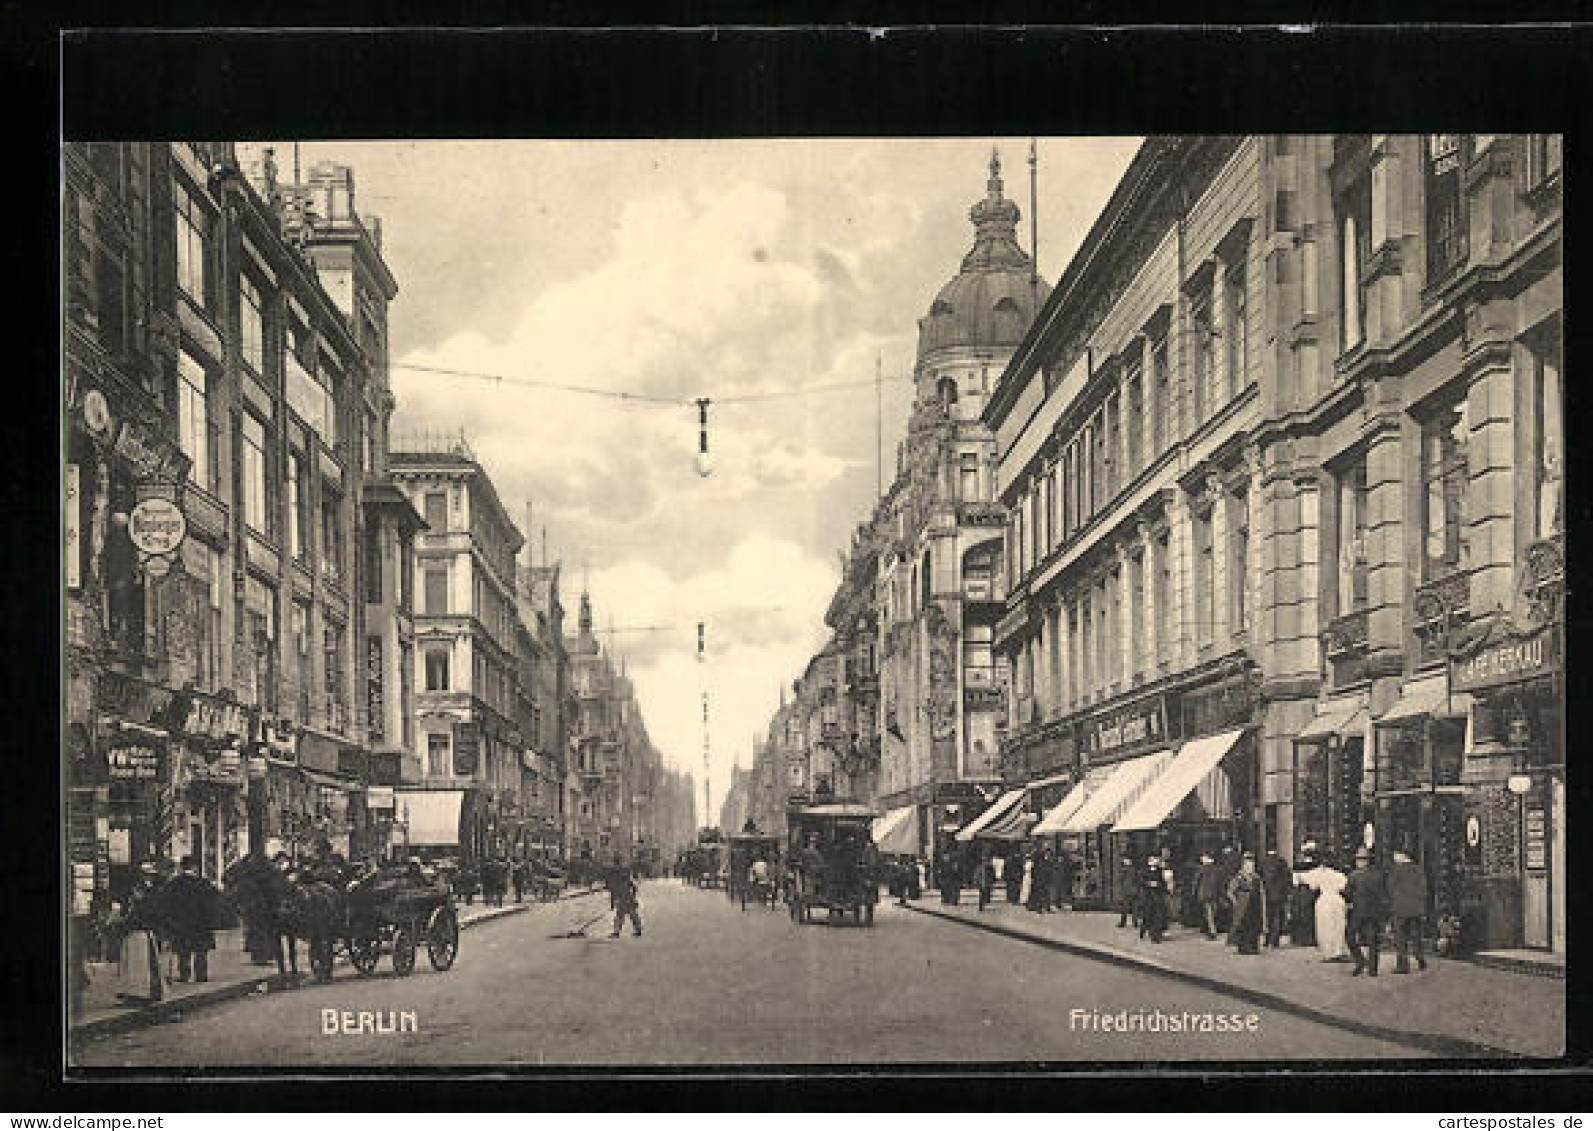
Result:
[1084, 696, 1168, 757]
[1451, 628, 1559, 693]
[113, 419, 188, 483]
[367, 637, 384, 744]
[176, 695, 248, 740]
[107, 743, 162, 780]
[128, 497, 187, 557]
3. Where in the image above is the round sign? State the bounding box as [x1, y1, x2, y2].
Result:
[1465, 814, 1482, 848]
[128, 497, 187, 556]
[83, 389, 111, 435]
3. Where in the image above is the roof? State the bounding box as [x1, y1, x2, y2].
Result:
[917, 150, 1052, 359]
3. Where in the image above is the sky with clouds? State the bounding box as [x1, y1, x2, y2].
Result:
[288, 137, 1140, 821]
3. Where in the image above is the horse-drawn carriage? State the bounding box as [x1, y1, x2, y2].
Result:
[287, 865, 460, 982]
[726, 832, 782, 910]
[786, 802, 880, 927]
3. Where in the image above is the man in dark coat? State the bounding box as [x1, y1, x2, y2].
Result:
[1260, 848, 1293, 948]
[1115, 855, 1139, 928]
[1226, 853, 1265, 955]
[1139, 855, 1171, 942]
[223, 850, 281, 965]
[1195, 853, 1225, 939]
[158, 855, 224, 983]
[1345, 848, 1390, 976]
[1027, 849, 1051, 913]
[1290, 839, 1320, 946]
[1386, 848, 1429, 973]
[976, 850, 994, 911]
[606, 858, 643, 938]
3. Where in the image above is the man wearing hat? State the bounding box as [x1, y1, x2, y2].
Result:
[1260, 848, 1294, 948]
[1195, 852, 1225, 939]
[157, 855, 224, 983]
[1344, 848, 1390, 976]
[1139, 854, 1171, 943]
[1226, 852, 1265, 955]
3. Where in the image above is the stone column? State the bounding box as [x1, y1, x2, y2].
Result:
[1135, 519, 1156, 680]
[1205, 471, 1230, 650]
[1115, 541, 1134, 689]
[1362, 396, 1408, 705]
[1463, 315, 1519, 617]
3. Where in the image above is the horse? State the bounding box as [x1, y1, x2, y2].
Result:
[223, 854, 301, 979]
[277, 876, 345, 983]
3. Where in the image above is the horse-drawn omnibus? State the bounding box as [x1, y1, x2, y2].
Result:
[786, 802, 880, 926]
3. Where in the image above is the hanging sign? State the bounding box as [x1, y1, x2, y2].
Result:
[1451, 627, 1558, 693]
[107, 740, 163, 780]
[65, 464, 82, 590]
[128, 497, 187, 557]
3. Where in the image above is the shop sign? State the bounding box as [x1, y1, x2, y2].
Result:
[187, 747, 245, 787]
[1525, 806, 1547, 871]
[366, 786, 395, 810]
[65, 464, 81, 590]
[107, 740, 163, 780]
[1451, 627, 1559, 693]
[113, 419, 188, 483]
[1182, 675, 1258, 738]
[128, 497, 187, 557]
[174, 694, 250, 741]
[1083, 695, 1170, 759]
[366, 637, 384, 744]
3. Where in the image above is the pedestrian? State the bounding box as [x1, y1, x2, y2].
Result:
[1195, 853, 1224, 939]
[1226, 853, 1265, 955]
[1018, 853, 1034, 909]
[1386, 848, 1429, 974]
[1304, 853, 1350, 961]
[511, 859, 527, 904]
[1027, 849, 1049, 913]
[606, 858, 643, 938]
[1115, 855, 1138, 928]
[1005, 853, 1023, 905]
[977, 850, 994, 911]
[1050, 849, 1071, 912]
[109, 864, 165, 1004]
[1260, 848, 1293, 948]
[1139, 855, 1171, 942]
[1345, 848, 1389, 977]
[157, 855, 224, 984]
[1290, 840, 1320, 947]
[940, 850, 962, 906]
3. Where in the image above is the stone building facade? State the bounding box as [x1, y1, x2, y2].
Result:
[985, 135, 1562, 950]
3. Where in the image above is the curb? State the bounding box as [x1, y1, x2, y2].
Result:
[70, 886, 604, 1044]
[905, 904, 1522, 1059]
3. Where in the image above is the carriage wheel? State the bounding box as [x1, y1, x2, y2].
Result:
[349, 933, 382, 976]
[391, 928, 417, 976]
[427, 907, 459, 972]
[309, 938, 336, 983]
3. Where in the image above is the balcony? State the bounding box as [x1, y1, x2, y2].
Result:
[1412, 569, 1473, 667]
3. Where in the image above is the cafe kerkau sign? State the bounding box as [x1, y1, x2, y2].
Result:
[1452, 627, 1559, 693]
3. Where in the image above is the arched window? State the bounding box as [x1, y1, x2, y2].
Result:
[937, 376, 958, 407]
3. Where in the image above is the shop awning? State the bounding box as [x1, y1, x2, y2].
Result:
[1055, 750, 1176, 834]
[977, 803, 1038, 841]
[1027, 771, 1073, 791]
[871, 805, 917, 855]
[1114, 729, 1247, 833]
[1032, 765, 1115, 836]
[397, 789, 466, 847]
[1296, 696, 1369, 742]
[954, 789, 1026, 842]
[1377, 675, 1473, 725]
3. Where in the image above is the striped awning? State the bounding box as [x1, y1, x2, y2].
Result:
[954, 789, 1026, 842]
[871, 806, 918, 855]
[1032, 765, 1115, 836]
[1114, 729, 1247, 833]
[1054, 750, 1175, 834]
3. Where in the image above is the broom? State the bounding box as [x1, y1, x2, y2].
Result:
[551, 909, 610, 939]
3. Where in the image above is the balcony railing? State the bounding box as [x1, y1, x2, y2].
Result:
[1413, 569, 1473, 666]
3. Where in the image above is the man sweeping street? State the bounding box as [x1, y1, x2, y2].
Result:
[607, 857, 643, 938]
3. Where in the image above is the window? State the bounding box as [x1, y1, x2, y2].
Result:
[287, 451, 306, 560]
[425, 647, 451, 691]
[244, 575, 276, 711]
[240, 274, 265, 373]
[1425, 135, 1468, 285]
[1095, 577, 1109, 696]
[1226, 259, 1249, 395]
[1155, 532, 1171, 664]
[241, 413, 268, 535]
[424, 491, 447, 531]
[1421, 397, 1470, 581]
[1230, 489, 1250, 636]
[1194, 508, 1215, 647]
[400, 643, 414, 747]
[921, 549, 932, 607]
[1190, 287, 1216, 423]
[1151, 334, 1170, 448]
[173, 180, 208, 305]
[1084, 419, 1098, 517]
[427, 733, 451, 777]
[1051, 462, 1064, 548]
[178, 351, 211, 491]
[194, 543, 222, 692]
[425, 564, 450, 614]
[321, 489, 343, 583]
[1125, 358, 1143, 477]
[364, 525, 383, 603]
[1339, 178, 1371, 353]
[1532, 335, 1563, 539]
[1526, 134, 1563, 191]
[1336, 458, 1369, 615]
[959, 455, 979, 503]
[291, 600, 310, 721]
[1129, 552, 1146, 678]
[1104, 391, 1120, 498]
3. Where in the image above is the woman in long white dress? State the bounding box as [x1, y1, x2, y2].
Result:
[1018, 856, 1034, 908]
[1307, 861, 1350, 961]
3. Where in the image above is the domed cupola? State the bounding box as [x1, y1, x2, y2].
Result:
[917, 149, 1052, 359]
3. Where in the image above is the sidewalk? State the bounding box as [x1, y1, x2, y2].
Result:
[72, 885, 603, 1041]
[907, 896, 1564, 1058]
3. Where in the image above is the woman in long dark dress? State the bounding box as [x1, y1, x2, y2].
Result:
[1226, 854, 1266, 955]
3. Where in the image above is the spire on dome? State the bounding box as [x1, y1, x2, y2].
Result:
[987, 147, 1004, 199]
[965, 147, 1026, 271]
